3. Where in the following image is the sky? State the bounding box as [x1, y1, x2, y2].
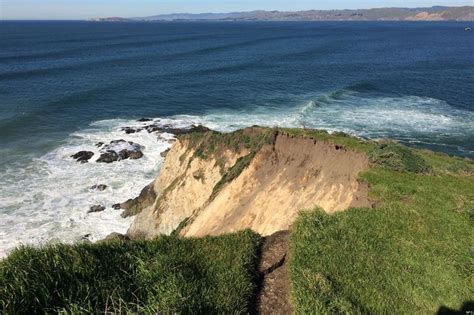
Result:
[0, 0, 472, 20]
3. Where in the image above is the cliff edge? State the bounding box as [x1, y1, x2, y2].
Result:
[127, 127, 370, 239]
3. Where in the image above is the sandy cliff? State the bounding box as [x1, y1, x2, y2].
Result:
[127, 127, 370, 239]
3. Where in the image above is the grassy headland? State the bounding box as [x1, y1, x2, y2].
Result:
[1, 127, 472, 313]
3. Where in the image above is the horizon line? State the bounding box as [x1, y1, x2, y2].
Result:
[1, 5, 472, 21]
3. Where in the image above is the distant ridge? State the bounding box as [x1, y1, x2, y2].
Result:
[89, 17, 130, 22]
[91, 6, 474, 22]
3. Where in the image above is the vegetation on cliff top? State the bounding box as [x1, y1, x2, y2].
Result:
[180, 127, 276, 200]
[289, 151, 473, 314]
[0, 231, 261, 314]
[279, 127, 375, 152]
[181, 127, 275, 160]
[368, 143, 432, 173]
[186, 127, 441, 202]
[181, 127, 275, 170]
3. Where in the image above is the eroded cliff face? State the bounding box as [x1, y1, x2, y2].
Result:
[127, 128, 370, 239]
[127, 132, 249, 238]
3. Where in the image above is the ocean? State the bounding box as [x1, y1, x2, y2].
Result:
[0, 21, 472, 257]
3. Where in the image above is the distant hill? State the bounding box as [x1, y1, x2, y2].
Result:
[93, 6, 474, 22]
[89, 17, 130, 22]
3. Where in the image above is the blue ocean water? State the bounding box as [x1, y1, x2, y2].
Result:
[0, 21, 472, 256]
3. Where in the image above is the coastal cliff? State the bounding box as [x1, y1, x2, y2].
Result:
[127, 127, 371, 239]
[3, 126, 472, 314]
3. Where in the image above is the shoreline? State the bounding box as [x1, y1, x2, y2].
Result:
[1, 113, 473, 257]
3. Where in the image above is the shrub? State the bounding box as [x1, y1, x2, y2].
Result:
[368, 143, 431, 173]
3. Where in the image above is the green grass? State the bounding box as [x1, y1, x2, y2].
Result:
[289, 158, 473, 314]
[419, 149, 474, 176]
[0, 230, 261, 314]
[210, 151, 256, 200]
[181, 127, 275, 165]
[368, 143, 432, 173]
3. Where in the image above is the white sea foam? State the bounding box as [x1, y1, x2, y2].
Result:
[0, 91, 472, 257]
[170, 93, 474, 143]
[0, 119, 173, 257]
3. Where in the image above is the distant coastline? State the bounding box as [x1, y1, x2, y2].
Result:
[89, 17, 130, 22]
[90, 6, 473, 22]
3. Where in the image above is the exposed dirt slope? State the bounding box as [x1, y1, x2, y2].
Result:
[183, 132, 369, 237]
[128, 134, 247, 238]
[128, 128, 370, 239]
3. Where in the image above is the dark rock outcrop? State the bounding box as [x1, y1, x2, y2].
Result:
[122, 127, 142, 134]
[90, 184, 107, 191]
[97, 150, 119, 163]
[148, 124, 210, 135]
[96, 140, 144, 163]
[71, 151, 94, 163]
[110, 139, 128, 145]
[119, 149, 143, 160]
[122, 123, 211, 136]
[119, 181, 156, 218]
[160, 149, 170, 158]
[88, 205, 106, 213]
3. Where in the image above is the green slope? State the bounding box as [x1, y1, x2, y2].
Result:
[0, 231, 261, 314]
[289, 146, 473, 314]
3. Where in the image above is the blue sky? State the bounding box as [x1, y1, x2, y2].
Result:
[1, 0, 472, 20]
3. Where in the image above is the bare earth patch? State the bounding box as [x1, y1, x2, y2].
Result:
[256, 230, 291, 315]
[184, 132, 370, 237]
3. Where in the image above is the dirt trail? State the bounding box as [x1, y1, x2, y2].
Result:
[256, 230, 292, 315]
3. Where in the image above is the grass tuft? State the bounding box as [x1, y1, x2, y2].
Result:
[368, 143, 431, 173]
[0, 231, 261, 314]
[211, 152, 256, 199]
